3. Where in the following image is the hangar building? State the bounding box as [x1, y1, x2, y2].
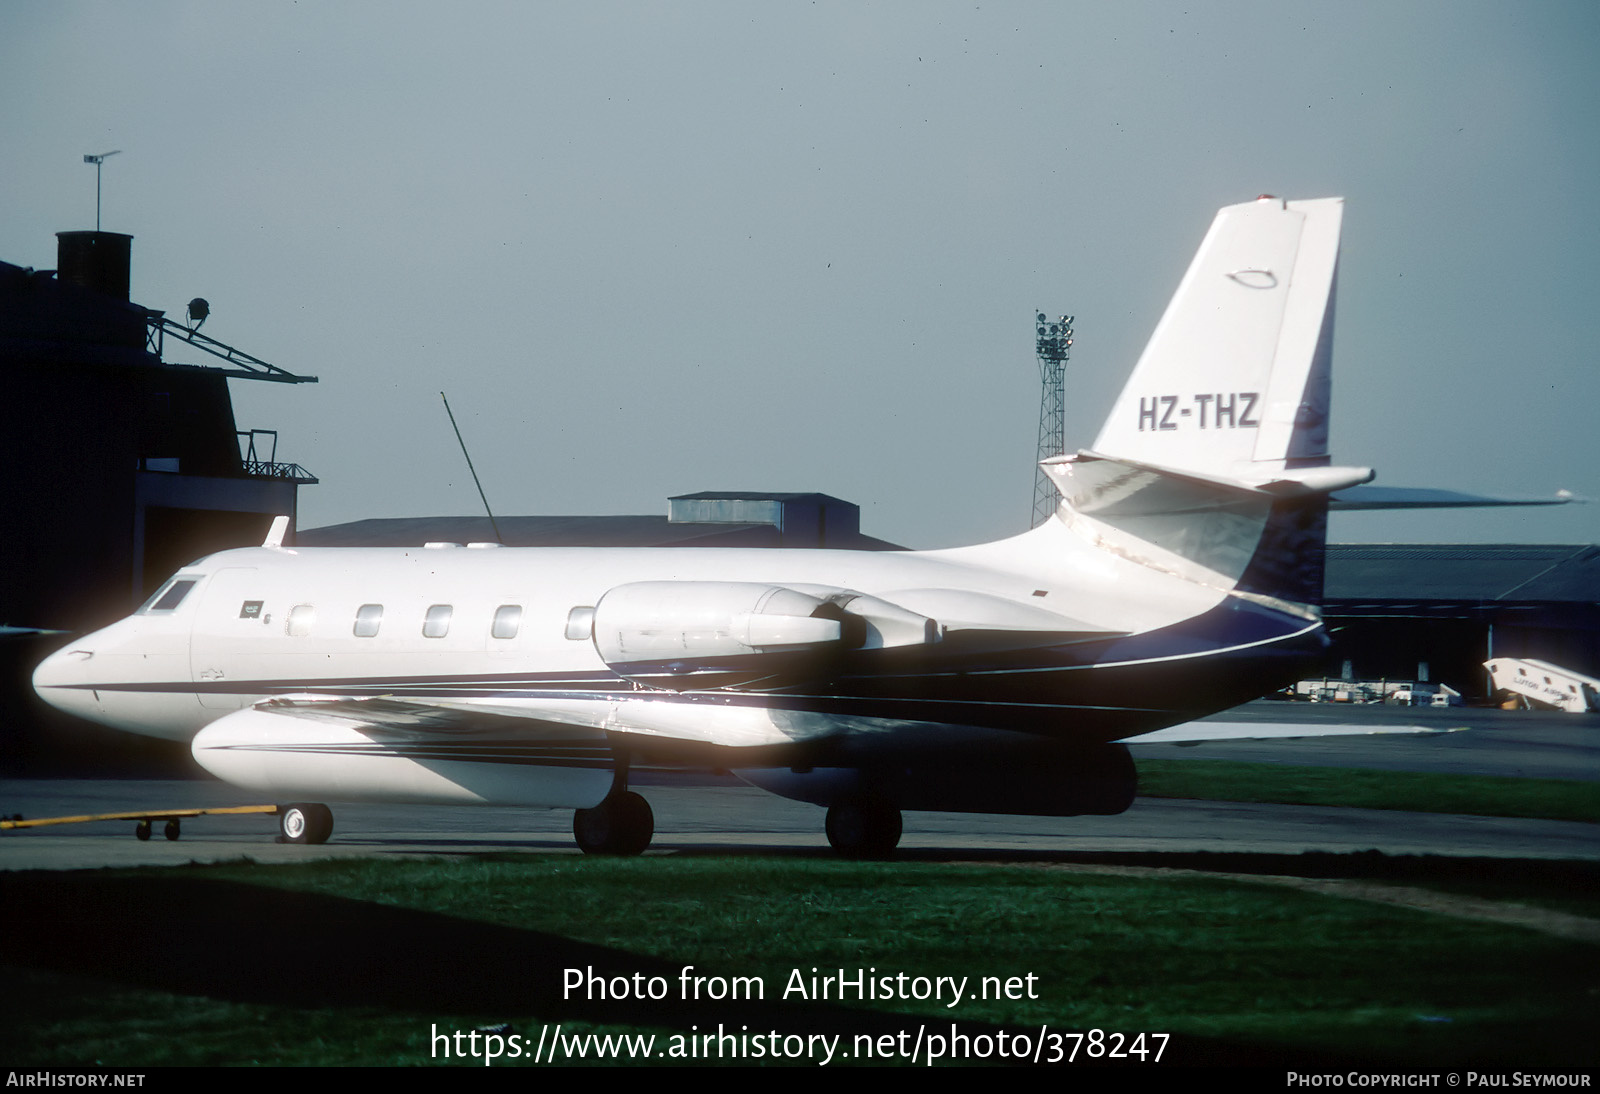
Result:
[2, 228, 317, 773]
[0, 229, 317, 632]
[1320, 543, 1600, 701]
[296, 492, 901, 551]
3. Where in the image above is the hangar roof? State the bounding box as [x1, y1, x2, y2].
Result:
[1325, 544, 1600, 606]
[669, 491, 854, 504]
[295, 514, 903, 551]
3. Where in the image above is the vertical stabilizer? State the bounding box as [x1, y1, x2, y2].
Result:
[1041, 197, 1355, 607]
[1092, 196, 1342, 478]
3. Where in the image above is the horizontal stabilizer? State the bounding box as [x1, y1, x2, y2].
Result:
[1330, 486, 1578, 511]
[1041, 450, 1370, 596]
[1047, 451, 1372, 518]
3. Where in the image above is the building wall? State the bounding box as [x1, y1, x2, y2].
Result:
[2, 253, 307, 630]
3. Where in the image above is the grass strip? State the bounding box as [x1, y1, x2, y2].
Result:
[1136, 758, 1600, 823]
[0, 856, 1593, 1067]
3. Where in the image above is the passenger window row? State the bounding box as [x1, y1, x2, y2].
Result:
[279, 603, 525, 639]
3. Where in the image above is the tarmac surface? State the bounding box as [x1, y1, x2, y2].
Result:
[1, 780, 1595, 870]
[1, 705, 1593, 870]
[1127, 703, 1599, 781]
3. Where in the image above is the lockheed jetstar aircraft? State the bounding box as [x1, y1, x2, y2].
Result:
[35, 196, 1380, 856]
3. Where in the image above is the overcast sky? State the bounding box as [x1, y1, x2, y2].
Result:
[4, 1, 1596, 548]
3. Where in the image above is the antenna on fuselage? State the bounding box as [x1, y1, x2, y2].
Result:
[440, 392, 504, 545]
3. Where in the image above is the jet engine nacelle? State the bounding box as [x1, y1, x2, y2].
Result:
[590, 581, 937, 690]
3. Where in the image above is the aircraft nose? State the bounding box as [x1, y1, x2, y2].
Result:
[32, 645, 102, 721]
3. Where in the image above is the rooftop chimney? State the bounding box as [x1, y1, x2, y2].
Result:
[56, 231, 133, 300]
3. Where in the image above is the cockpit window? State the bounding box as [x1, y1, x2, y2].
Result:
[140, 578, 199, 613]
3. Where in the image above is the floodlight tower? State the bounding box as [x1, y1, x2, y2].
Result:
[83, 150, 122, 231]
[1031, 312, 1073, 527]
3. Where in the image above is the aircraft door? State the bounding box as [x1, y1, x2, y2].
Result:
[190, 567, 264, 711]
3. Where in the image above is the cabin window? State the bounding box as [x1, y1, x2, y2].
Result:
[287, 604, 315, 637]
[141, 578, 198, 613]
[492, 605, 522, 640]
[423, 604, 452, 638]
[354, 604, 383, 637]
[565, 606, 595, 641]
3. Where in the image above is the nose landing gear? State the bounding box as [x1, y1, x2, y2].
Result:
[277, 802, 334, 844]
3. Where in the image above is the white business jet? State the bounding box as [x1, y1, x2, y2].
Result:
[34, 196, 1377, 856]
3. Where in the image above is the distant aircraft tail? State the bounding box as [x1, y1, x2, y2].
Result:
[1043, 196, 1369, 607]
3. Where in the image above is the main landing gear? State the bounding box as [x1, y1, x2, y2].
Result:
[572, 790, 654, 856]
[277, 802, 334, 845]
[564, 783, 903, 858]
[824, 798, 902, 859]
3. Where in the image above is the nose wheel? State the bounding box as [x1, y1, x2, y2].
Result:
[277, 803, 334, 844]
[573, 791, 654, 855]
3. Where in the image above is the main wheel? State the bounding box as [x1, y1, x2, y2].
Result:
[135, 819, 152, 841]
[573, 791, 654, 856]
[825, 799, 902, 859]
[278, 803, 334, 845]
[164, 819, 181, 841]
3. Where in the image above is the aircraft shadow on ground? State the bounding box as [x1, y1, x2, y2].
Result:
[0, 871, 1359, 1066]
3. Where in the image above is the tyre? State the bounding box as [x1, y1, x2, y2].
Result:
[573, 791, 654, 855]
[825, 799, 902, 859]
[279, 803, 334, 845]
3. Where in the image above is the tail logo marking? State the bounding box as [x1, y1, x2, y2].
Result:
[1225, 268, 1278, 289]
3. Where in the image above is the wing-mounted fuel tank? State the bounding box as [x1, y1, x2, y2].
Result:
[588, 581, 939, 691]
[191, 704, 616, 808]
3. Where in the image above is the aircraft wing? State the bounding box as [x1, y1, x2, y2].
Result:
[245, 695, 1459, 751]
[204, 693, 833, 768]
[251, 695, 603, 733]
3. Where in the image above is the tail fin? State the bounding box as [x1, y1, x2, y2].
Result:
[1097, 195, 1343, 475]
[1045, 197, 1367, 606]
